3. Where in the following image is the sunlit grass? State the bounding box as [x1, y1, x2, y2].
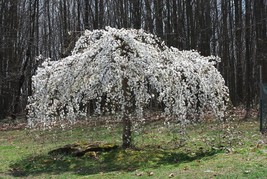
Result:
[0, 118, 267, 178]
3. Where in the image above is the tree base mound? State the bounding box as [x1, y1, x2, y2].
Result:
[48, 142, 119, 157]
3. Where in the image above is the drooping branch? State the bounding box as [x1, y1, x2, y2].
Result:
[27, 27, 229, 130]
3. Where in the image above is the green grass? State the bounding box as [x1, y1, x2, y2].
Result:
[1, 119, 267, 178]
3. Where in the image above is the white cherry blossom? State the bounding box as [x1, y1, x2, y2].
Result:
[27, 27, 229, 127]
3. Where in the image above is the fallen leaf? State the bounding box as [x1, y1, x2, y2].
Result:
[147, 171, 154, 176]
[135, 172, 144, 176]
[169, 173, 175, 178]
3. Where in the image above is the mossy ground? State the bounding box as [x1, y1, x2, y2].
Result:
[0, 118, 267, 178]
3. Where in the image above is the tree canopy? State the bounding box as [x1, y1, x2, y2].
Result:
[27, 27, 229, 128]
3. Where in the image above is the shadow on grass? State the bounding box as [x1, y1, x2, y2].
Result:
[9, 147, 222, 177]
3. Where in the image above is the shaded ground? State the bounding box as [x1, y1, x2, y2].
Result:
[10, 145, 222, 177]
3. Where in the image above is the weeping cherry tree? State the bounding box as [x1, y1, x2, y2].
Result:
[27, 27, 229, 148]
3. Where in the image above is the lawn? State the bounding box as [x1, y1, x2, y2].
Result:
[0, 117, 267, 178]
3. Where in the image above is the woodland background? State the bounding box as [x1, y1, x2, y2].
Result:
[0, 0, 267, 120]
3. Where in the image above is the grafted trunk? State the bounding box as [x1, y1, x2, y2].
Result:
[122, 115, 132, 149]
[122, 78, 132, 148]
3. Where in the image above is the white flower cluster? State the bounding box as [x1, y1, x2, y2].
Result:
[27, 27, 229, 127]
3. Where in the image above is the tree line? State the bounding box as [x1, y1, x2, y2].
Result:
[0, 0, 266, 120]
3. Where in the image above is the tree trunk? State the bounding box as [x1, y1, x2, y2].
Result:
[255, 0, 267, 84]
[244, 0, 254, 119]
[84, 0, 90, 29]
[99, 0, 104, 29]
[122, 78, 132, 148]
[263, 61, 267, 84]
[144, 0, 153, 32]
[234, 0, 244, 105]
[122, 114, 132, 149]
[155, 0, 163, 37]
[132, 0, 141, 29]
[221, 0, 230, 87]
[93, 0, 99, 29]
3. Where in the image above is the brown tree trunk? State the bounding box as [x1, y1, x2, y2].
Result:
[122, 114, 132, 149]
[122, 78, 132, 148]
[244, 0, 252, 119]
[221, 0, 230, 87]
[234, 0, 244, 105]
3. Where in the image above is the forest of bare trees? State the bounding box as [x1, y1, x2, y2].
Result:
[0, 0, 266, 120]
